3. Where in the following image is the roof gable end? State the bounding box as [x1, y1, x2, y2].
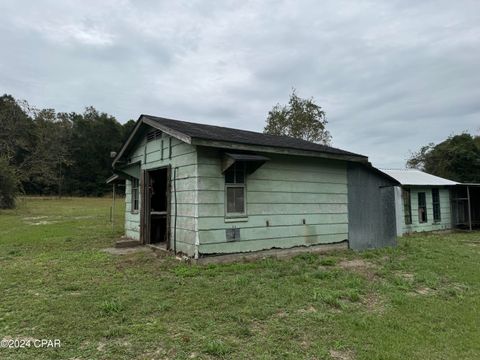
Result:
[112, 115, 192, 167]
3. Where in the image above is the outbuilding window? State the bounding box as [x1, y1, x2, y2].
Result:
[131, 178, 139, 213]
[225, 162, 246, 217]
[432, 188, 441, 222]
[418, 192, 427, 223]
[403, 188, 412, 225]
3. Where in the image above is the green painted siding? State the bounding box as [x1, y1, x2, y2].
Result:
[123, 129, 198, 256]
[396, 186, 452, 235]
[196, 148, 349, 255]
[122, 128, 387, 257]
[125, 179, 141, 240]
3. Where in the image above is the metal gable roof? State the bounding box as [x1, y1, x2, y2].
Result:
[380, 169, 459, 186]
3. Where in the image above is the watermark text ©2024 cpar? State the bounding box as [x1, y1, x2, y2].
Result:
[1, 338, 61, 349]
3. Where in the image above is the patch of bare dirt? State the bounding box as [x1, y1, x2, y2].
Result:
[22, 215, 60, 225]
[416, 287, 433, 295]
[137, 348, 167, 359]
[23, 216, 48, 220]
[96, 341, 106, 352]
[101, 246, 151, 255]
[462, 241, 480, 247]
[338, 259, 372, 269]
[395, 271, 414, 281]
[409, 286, 436, 296]
[300, 340, 310, 348]
[338, 259, 377, 280]
[329, 349, 355, 360]
[30, 220, 58, 225]
[250, 320, 268, 335]
[297, 305, 317, 314]
[361, 293, 385, 313]
[275, 309, 288, 318]
[113, 251, 159, 272]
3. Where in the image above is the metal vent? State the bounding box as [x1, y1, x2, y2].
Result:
[226, 228, 240, 242]
[146, 129, 162, 142]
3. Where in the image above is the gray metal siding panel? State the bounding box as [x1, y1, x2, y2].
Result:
[347, 163, 397, 250]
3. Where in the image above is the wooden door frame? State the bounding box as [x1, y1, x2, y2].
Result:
[140, 165, 171, 247]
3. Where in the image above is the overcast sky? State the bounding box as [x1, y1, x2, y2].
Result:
[1, 0, 479, 167]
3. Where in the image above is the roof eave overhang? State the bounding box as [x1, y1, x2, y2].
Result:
[192, 138, 369, 163]
[112, 115, 192, 168]
[400, 183, 458, 187]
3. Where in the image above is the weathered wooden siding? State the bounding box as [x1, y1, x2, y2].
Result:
[125, 179, 141, 240]
[395, 186, 452, 235]
[124, 130, 198, 256]
[196, 148, 349, 255]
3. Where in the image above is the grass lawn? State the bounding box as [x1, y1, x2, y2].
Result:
[0, 197, 479, 359]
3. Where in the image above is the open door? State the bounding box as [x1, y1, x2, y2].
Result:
[140, 166, 170, 247]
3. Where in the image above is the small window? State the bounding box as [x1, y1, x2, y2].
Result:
[403, 188, 412, 225]
[225, 162, 246, 217]
[432, 188, 441, 222]
[131, 178, 139, 212]
[418, 192, 427, 223]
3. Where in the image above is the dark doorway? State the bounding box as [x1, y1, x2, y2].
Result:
[147, 167, 170, 245]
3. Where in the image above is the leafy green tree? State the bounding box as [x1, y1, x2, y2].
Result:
[0, 157, 19, 208]
[264, 89, 331, 144]
[23, 109, 72, 195]
[407, 133, 480, 182]
[64, 107, 125, 196]
[0, 94, 35, 183]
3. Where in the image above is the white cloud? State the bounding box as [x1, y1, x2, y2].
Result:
[36, 22, 115, 46]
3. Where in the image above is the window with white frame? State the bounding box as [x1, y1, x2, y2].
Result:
[225, 162, 246, 217]
[131, 178, 139, 212]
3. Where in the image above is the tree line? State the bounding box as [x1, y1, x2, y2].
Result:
[0, 94, 135, 207]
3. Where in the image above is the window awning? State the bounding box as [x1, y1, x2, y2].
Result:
[222, 153, 269, 174]
[106, 174, 125, 184]
[115, 161, 141, 180]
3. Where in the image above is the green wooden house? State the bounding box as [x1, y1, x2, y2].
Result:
[381, 169, 458, 235]
[112, 115, 399, 258]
